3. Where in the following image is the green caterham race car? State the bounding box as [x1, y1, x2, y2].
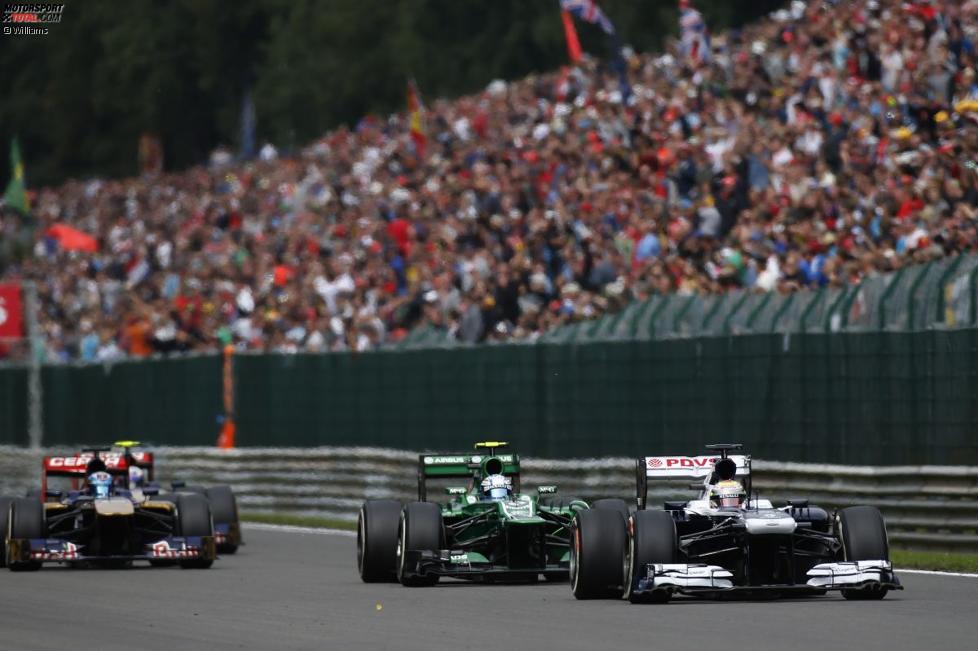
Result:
[357, 442, 627, 586]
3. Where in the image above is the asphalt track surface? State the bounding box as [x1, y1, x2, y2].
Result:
[0, 526, 975, 651]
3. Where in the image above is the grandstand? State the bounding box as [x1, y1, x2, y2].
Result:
[3, 0, 978, 362]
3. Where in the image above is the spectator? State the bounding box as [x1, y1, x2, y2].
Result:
[4, 0, 978, 361]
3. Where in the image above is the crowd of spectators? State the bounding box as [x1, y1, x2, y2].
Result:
[4, 0, 978, 362]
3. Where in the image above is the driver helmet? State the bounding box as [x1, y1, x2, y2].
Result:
[88, 471, 114, 499]
[128, 465, 146, 489]
[711, 479, 746, 509]
[480, 474, 512, 502]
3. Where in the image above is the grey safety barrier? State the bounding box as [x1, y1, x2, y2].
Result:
[0, 446, 974, 551]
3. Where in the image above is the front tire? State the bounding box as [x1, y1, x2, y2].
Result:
[625, 510, 677, 603]
[176, 494, 214, 569]
[7, 497, 45, 571]
[837, 506, 889, 600]
[591, 498, 630, 522]
[0, 496, 15, 568]
[570, 508, 626, 599]
[358, 500, 402, 582]
[205, 485, 241, 554]
[396, 502, 442, 587]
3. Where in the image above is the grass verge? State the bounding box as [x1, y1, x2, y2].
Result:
[241, 511, 356, 531]
[240, 513, 978, 573]
[891, 549, 978, 574]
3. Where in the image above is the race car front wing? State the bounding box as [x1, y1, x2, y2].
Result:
[5, 535, 216, 565]
[401, 549, 568, 580]
[633, 560, 902, 597]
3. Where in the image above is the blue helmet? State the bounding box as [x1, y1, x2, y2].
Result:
[88, 471, 113, 499]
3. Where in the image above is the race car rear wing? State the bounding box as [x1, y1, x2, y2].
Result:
[41, 449, 156, 496]
[417, 453, 520, 502]
[636, 446, 752, 509]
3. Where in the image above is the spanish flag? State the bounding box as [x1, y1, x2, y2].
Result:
[407, 79, 426, 158]
[3, 137, 29, 215]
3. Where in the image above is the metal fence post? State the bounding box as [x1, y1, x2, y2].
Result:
[672, 295, 698, 334]
[969, 265, 978, 326]
[877, 266, 908, 330]
[823, 286, 852, 332]
[935, 254, 966, 324]
[646, 295, 671, 339]
[769, 292, 796, 333]
[722, 292, 751, 335]
[907, 261, 935, 330]
[745, 292, 773, 333]
[800, 288, 826, 333]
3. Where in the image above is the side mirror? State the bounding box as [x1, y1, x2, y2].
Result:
[170, 480, 186, 489]
[45, 489, 64, 500]
[444, 487, 467, 496]
[536, 485, 558, 495]
[787, 498, 809, 508]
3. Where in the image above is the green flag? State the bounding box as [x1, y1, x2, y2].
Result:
[3, 138, 30, 215]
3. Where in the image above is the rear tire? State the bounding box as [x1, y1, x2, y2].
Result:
[396, 502, 442, 587]
[0, 496, 14, 568]
[205, 485, 241, 554]
[358, 500, 402, 582]
[570, 508, 626, 599]
[176, 494, 214, 569]
[625, 510, 678, 603]
[837, 506, 889, 601]
[8, 497, 45, 572]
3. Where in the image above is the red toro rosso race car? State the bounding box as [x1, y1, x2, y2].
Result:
[1, 448, 215, 570]
[571, 444, 902, 602]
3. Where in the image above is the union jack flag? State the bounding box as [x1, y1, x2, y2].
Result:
[559, 0, 615, 36]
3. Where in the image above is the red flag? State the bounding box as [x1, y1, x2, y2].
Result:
[0, 283, 24, 339]
[47, 223, 98, 252]
[407, 80, 426, 157]
[561, 10, 583, 63]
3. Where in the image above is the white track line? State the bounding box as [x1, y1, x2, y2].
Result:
[895, 568, 978, 578]
[244, 523, 978, 578]
[244, 522, 355, 537]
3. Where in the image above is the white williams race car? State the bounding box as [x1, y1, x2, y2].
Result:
[571, 444, 902, 602]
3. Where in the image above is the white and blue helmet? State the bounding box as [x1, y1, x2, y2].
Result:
[480, 474, 512, 501]
[88, 471, 113, 499]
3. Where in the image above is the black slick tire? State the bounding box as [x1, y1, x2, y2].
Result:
[837, 506, 890, 600]
[7, 497, 45, 571]
[358, 500, 402, 582]
[570, 508, 626, 599]
[176, 494, 214, 569]
[0, 496, 14, 568]
[591, 498, 630, 522]
[625, 510, 677, 603]
[396, 502, 442, 587]
[205, 485, 241, 554]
